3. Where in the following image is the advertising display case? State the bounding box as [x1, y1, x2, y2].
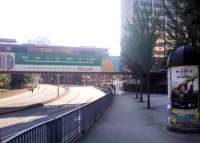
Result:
[167, 45, 200, 133]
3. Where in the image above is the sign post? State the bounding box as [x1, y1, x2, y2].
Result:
[57, 73, 59, 97]
[167, 45, 200, 133]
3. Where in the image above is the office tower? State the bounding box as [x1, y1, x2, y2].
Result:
[121, 0, 171, 68]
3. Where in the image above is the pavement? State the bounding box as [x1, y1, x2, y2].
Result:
[0, 88, 28, 99]
[0, 84, 65, 115]
[78, 93, 200, 143]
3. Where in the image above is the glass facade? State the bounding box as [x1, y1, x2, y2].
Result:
[121, 0, 172, 69]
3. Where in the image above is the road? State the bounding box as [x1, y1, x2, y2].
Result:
[0, 84, 65, 111]
[0, 86, 106, 141]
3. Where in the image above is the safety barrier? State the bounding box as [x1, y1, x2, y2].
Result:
[2, 89, 113, 143]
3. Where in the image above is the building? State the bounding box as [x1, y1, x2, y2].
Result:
[0, 43, 126, 73]
[0, 43, 108, 57]
[121, 0, 134, 36]
[121, 0, 172, 68]
[0, 42, 133, 87]
[0, 38, 17, 44]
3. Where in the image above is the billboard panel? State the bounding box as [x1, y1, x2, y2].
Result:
[168, 66, 199, 127]
[0, 52, 101, 72]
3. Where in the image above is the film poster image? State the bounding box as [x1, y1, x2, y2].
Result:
[168, 66, 200, 126]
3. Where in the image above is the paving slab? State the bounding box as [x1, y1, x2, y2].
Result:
[78, 93, 200, 143]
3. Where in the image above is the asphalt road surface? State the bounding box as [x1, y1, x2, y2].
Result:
[0, 86, 106, 141]
[0, 84, 65, 109]
[78, 94, 200, 143]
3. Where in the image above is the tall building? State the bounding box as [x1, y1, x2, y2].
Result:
[121, 0, 134, 36]
[0, 38, 17, 43]
[121, 0, 171, 68]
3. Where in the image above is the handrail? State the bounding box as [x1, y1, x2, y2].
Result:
[2, 88, 113, 143]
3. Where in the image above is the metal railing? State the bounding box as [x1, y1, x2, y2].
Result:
[2, 89, 113, 143]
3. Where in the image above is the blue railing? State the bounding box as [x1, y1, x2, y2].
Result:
[2, 89, 113, 143]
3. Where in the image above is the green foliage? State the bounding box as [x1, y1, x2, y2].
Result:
[163, 0, 200, 48]
[121, 21, 143, 77]
[0, 74, 9, 88]
[121, 3, 162, 75]
[182, 0, 200, 48]
[10, 74, 33, 89]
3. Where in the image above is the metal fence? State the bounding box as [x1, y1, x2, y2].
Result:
[2, 89, 113, 143]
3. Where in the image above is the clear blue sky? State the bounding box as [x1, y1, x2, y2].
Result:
[0, 0, 121, 55]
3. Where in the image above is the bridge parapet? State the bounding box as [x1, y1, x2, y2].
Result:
[1, 88, 113, 143]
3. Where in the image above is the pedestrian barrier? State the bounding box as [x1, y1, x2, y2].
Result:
[1, 88, 113, 143]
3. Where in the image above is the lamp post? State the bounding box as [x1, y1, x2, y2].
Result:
[57, 73, 59, 97]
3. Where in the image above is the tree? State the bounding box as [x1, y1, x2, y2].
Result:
[163, 0, 200, 48]
[121, 20, 144, 100]
[182, 0, 200, 48]
[10, 74, 33, 89]
[121, 3, 162, 107]
[0, 74, 9, 88]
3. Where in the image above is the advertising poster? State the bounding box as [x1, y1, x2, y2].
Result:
[0, 52, 15, 71]
[0, 52, 101, 72]
[168, 66, 200, 127]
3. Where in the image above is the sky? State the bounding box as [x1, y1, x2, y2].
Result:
[0, 0, 121, 55]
